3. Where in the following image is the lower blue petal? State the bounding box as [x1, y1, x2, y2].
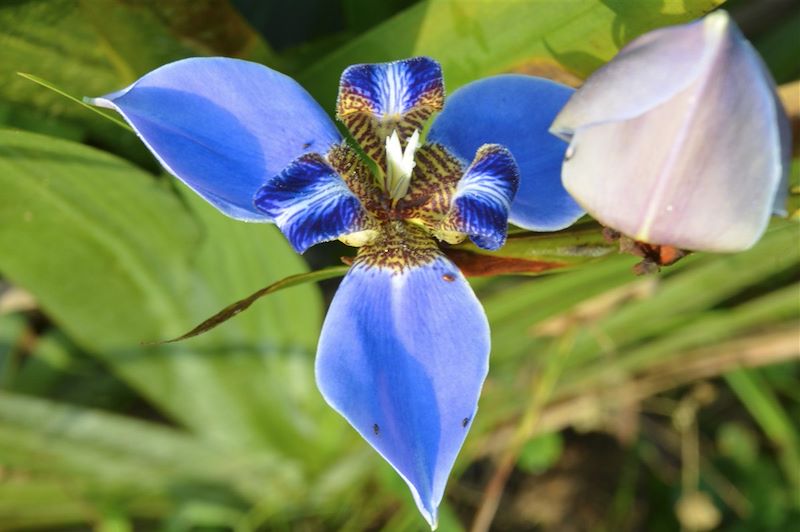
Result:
[316, 255, 490, 528]
[89, 58, 342, 221]
[428, 75, 584, 231]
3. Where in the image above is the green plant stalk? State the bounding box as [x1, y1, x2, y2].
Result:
[725, 368, 800, 501]
[470, 328, 576, 532]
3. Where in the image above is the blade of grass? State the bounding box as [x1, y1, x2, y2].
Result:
[0, 391, 304, 507]
[559, 283, 800, 395]
[471, 328, 576, 532]
[475, 327, 798, 460]
[725, 368, 800, 499]
[16, 72, 133, 132]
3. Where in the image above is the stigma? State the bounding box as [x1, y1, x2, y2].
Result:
[384, 129, 420, 200]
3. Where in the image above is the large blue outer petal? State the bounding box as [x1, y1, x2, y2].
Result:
[89, 57, 342, 221]
[428, 75, 584, 231]
[316, 256, 490, 527]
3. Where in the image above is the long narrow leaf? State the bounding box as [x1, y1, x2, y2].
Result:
[157, 265, 349, 344]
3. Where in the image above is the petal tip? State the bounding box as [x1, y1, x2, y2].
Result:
[704, 9, 731, 34]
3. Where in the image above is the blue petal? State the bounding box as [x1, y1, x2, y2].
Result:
[89, 57, 342, 221]
[254, 153, 367, 253]
[316, 255, 489, 528]
[447, 144, 519, 250]
[428, 75, 584, 231]
[337, 57, 444, 160]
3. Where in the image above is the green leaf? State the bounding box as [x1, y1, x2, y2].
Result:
[518, 432, 563, 473]
[298, 0, 725, 110]
[717, 421, 759, 468]
[557, 221, 800, 371]
[167, 190, 352, 462]
[474, 220, 799, 435]
[0, 391, 303, 527]
[0, 0, 278, 151]
[0, 129, 335, 455]
[0, 312, 27, 388]
[726, 368, 800, 494]
[755, 8, 800, 83]
[0, 128, 200, 348]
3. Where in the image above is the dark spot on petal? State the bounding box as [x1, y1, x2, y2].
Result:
[462, 417, 470, 428]
[302, 141, 313, 149]
[373, 423, 380, 435]
[442, 273, 456, 282]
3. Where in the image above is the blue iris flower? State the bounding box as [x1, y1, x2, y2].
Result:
[90, 56, 583, 528]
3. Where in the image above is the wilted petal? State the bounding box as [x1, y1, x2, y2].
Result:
[254, 152, 368, 253]
[549, 19, 708, 138]
[441, 144, 519, 250]
[337, 57, 444, 164]
[316, 253, 489, 528]
[551, 11, 790, 252]
[89, 58, 342, 221]
[427, 75, 584, 231]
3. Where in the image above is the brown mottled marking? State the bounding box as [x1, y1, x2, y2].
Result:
[326, 143, 385, 217]
[398, 143, 462, 227]
[336, 80, 444, 167]
[356, 221, 439, 272]
[442, 273, 456, 282]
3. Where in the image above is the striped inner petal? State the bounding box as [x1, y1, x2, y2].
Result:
[337, 57, 444, 167]
[254, 152, 369, 253]
[395, 143, 463, 228]
[439, 144, 519, 250]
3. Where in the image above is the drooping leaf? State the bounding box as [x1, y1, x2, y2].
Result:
[158, 265, 349, 344]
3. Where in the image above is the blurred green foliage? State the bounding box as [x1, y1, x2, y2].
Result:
[0, 0, 797, 531]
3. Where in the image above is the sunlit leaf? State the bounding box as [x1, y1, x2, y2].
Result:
[299, 0, 725, 110]
[0, 129, 332, 454]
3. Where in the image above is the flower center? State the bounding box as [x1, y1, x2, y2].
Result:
[384, 129, 420, 201]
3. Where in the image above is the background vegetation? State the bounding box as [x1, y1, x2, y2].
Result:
[0, 0, 797, 530]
